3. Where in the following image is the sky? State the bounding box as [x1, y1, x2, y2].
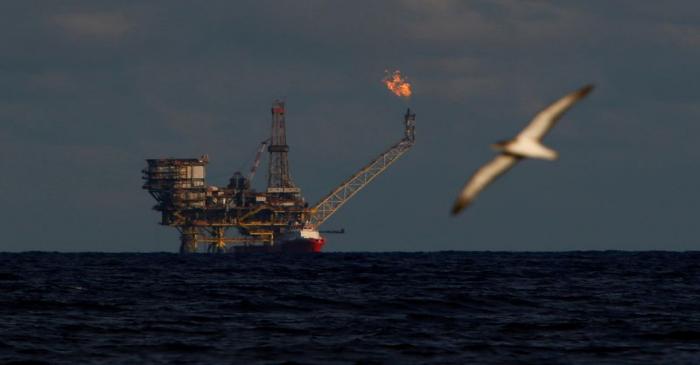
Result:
[1, 1, 700, 252]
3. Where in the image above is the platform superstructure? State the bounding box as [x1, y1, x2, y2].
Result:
[142, 101, 415, 253]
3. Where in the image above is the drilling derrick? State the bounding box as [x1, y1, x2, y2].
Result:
[267, 101, 300, 197]
[142, 101, 415, 253]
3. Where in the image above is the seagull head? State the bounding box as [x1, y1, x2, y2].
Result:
[490, 139, 512, 151]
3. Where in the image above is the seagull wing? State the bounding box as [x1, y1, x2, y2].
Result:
[451, 154, 520, 215]
[517, 84, 594, 141]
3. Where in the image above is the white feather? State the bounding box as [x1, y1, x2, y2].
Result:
[518, 85, 594, 141]
[451, 84, 593, 214]
[452, 154, 519, 213]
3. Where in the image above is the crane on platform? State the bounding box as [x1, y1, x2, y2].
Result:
[248, 139, 270, 184]
[306, 108, 416, 229]
[227, 138, 270, 191]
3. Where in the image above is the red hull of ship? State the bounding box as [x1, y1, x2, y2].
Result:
[233, 238, 325, 253]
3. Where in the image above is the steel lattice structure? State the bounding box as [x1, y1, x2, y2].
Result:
[267, 101, 299, 194]
[307, 109, 415, 229]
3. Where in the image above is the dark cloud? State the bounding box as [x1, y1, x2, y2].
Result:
[1, 1, 699, 251]
[53, 12, 133, 39]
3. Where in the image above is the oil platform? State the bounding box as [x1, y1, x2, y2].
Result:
[142, 101, 415, 253]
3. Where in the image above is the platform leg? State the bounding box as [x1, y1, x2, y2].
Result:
[209, 227, 227, 254]
[179, 227, 199, 254]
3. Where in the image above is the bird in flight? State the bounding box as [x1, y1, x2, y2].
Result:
[451, 84, 594, 215]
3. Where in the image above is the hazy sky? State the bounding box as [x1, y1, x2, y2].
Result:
[2, 1, 700, 252]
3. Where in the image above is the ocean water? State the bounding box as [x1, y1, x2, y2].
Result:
[0, 252, 699, 364]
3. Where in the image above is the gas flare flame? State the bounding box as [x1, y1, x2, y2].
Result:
[383, 70, 412, 98]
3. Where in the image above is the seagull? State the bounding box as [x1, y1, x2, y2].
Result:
[451, 84, 594, 215]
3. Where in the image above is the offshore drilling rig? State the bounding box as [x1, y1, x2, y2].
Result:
[142, 101, 415, 253]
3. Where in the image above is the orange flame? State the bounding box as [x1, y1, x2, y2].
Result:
[383, 70, 412, 98]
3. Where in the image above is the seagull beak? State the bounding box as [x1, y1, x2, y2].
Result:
[490, 140, 508, 151]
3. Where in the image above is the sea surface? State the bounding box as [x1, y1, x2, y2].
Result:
[0, 252, 699, 364]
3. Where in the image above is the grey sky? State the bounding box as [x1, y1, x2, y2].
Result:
[1, 1, 699, 251]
